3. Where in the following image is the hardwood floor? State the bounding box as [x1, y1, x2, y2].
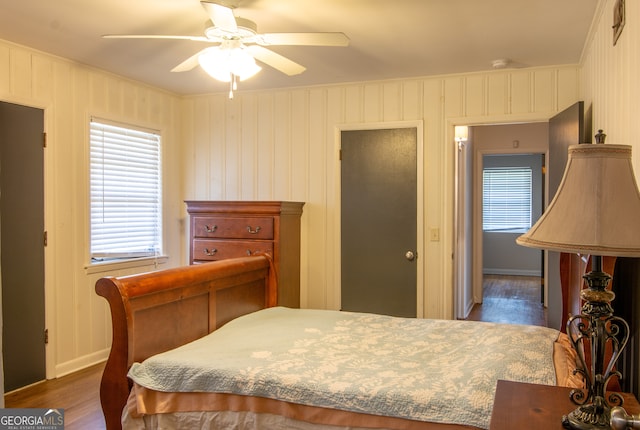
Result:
[4, 362, 106, 430]
[466, 274, 547, 326]
[3, 278, 543, 429]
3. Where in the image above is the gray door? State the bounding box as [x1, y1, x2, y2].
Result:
[0, 102, 46, 392]
[341, 128, 417, 317]
[546, 101, 585, 330]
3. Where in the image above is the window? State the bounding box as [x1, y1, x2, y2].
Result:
[90, 119, 162, 261]
[483, 167, 532, 232]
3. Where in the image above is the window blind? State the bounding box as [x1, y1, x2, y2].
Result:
[482, 167, 532, 232]
[90, 119, 162, 259]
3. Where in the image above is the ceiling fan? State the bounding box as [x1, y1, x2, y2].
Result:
[104, 0, 349, 92]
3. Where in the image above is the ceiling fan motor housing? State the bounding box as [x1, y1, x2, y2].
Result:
[204, 17, 257, 39]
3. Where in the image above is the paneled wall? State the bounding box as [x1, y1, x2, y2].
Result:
[580, 0, 640, 166]
[579, 0, 640, 397]
[181, 66, 580, 320]
[0, 39, 183, 378]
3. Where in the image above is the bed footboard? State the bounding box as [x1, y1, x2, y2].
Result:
[95, 255, 277, 430]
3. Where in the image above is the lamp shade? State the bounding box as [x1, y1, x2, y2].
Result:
[516, 144, 640, 257]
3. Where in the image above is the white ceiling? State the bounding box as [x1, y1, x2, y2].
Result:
[0, 0, 600, 95]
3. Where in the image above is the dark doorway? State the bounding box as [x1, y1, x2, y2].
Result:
[1, 101, 46, 392]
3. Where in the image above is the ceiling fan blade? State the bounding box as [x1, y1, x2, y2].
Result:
[171, 49, 208, 72]
[245, 45, 306, 76]
[103, 34, 212, 42]
[200, 1, 237, 33]
[257, 32, 349, 47]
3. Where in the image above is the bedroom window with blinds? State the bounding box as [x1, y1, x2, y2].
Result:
[482, 167, 532, 232]
[90, 119, 162, 261]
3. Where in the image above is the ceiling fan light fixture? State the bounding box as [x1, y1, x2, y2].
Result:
[198, 46, 262, 83]
[228, 49, 262, 80]
[106, 1, 347, 91]
[198, 47, 232, 81]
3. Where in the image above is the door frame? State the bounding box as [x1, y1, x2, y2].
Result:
[334, 121, 424, 317]
[472, 148, 547, 304]
[448, 113, 551, 320]
[0, 96, 53, 381]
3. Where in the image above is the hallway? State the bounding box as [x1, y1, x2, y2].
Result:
[466, 275, 547, 326]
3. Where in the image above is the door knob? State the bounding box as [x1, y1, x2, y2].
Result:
[405, 251, 416, 261]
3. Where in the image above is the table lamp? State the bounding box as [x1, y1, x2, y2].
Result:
[517, 131, 640, 429]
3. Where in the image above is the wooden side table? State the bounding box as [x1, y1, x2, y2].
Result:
[490, 380, 640, 429]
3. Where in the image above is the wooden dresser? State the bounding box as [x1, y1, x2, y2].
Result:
[185, 201, 304, 308]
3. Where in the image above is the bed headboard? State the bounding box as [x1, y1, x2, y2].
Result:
[95, 255, 277, 430]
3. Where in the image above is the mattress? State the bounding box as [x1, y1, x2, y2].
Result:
[124, 307, 578, 429]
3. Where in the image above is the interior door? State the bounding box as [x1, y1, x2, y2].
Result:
[546, 101, 585, 330]
[0, 102, 46, 392]
[340, 128, 417, 317]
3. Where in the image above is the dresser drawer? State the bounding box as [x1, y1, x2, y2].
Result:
[192, 239, 274, 261]
[192, 216, 274, 239]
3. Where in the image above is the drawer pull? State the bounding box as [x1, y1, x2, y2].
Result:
[205, 225, 217, 233]
[204, 248, 218, 256]
[246, 250, 253, 256]
[246, 226, 262, 234]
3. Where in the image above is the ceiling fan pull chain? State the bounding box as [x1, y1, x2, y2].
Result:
[228, 74, 239, 99]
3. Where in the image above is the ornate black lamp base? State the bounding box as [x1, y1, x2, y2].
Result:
[561, 256, 629, 430]
[562, 404, 611, 429]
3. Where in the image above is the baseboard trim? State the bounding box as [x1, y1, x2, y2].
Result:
[483, 269, 541, 277]
[54, 349, 109, 378]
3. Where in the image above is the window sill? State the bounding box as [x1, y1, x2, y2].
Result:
[85, 255, 169, 275]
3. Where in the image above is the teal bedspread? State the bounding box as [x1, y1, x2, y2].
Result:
[128, 307, 560, 429]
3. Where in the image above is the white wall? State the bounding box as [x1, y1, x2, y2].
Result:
[0, 40, 184, 378]
[181, 67, 580, 320]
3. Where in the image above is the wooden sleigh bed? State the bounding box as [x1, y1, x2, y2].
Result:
[96, 255, 585, 430]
